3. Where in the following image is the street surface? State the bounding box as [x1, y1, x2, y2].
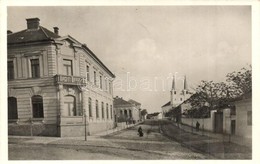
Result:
[9, 120, 209, 160]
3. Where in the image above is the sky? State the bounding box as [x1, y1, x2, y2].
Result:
[7, 6, 251, 113]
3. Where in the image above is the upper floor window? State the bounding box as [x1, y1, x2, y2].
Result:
[31, 59, 40, 78]
[105, 78, 108, 91]
[8, 97, 18, 120]
[63, 59, 73, 76]
[86, 65, 90, 81]
[8, 61, 14, 80]
[32, 95, 44, 118]
[100, 76, 102, 89]
[94, 71, 97, 85]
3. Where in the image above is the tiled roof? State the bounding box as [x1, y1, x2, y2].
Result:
[8, 26, 60, 44]
[114, 97, 132, 106]
[128, 99, 141, 106]
[162, 101, 171, 107]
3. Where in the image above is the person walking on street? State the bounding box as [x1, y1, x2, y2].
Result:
[138, 126, 143, 137]
[196, 121, 200, 132]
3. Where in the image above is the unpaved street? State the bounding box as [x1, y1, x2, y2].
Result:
[9, 120, 209, 160]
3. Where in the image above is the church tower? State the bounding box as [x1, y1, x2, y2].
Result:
[170, 75, 191, 107]
[170, 76, 176, 105]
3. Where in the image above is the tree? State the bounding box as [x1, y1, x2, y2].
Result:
[186, 65, 252, 118]
[140, 109, 148, 120]
[226, 65, 252, 98]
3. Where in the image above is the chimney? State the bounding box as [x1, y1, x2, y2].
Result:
[26, 18, 40, 29]
[7, 30, 12, 34]
[53, 27, 59, 35]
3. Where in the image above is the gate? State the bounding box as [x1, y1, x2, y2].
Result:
[214, 112, 223, 133]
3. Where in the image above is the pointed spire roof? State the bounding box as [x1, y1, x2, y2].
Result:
[184, 75, 187, 90]
[172, 76, 176, 90]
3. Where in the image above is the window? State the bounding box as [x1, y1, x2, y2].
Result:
[180, 98, 182, 101]
[96, 100, 99, 118]
[64, 95, 80, 116]
[109, 82, 112, 94]
[8, 97, 18, 119]
[110, 105, 113, 119]
[63, 59, 73, 76]
[247, 111, 252, 126]
[94, 71, 97, 85]
[106, 103, 109, 119]
[31, 59, 40, 78]
[8, 61, 14, 80]
[86, 65, 90, 81]
[105, 78, 107, 91]
[129, 110, 132, 118]
[88, 98, 92, 117]
[100, 76, 102, 89]
[32, 95, 44, 118]
[101, 102, 104, 118]
[174, 91, 176, 94]
[124, 110, 127, 118]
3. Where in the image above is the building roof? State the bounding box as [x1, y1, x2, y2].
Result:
[7, 18, 115, 78]
[114, 96, 132, 106]
[162, 101, 171, 108]
[128, 99, 141, 106]
[8, 26, 60, 44]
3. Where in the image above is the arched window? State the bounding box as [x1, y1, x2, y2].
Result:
[95, 100, 99, 118]
[110, 105, 113, 119]
[32, 95, 44, 118]
[64, 95, 76, 116]
[106, 103, 109, 119]
[8, 97, 18, 119]
[88, 98, 92, 117]
[101, 102, 104, 118]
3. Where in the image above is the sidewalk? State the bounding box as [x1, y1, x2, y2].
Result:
[176, 122, 252, 148]
[160, 121, 252, 159]
[8, 123, 141, 149]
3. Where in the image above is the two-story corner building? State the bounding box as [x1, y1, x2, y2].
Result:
[7, 18, 115, 137]
[113, 96, 142, 124]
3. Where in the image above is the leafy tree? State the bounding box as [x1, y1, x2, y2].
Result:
[141, 109, 148, 116]
[226, 65, 252, 97]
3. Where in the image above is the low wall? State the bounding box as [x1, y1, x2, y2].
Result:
[8, 123, 58, 136]
[181, 117, 213, 132]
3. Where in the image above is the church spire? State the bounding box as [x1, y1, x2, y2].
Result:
[184, 75, 187, 90]
[172, 76, 176, 90]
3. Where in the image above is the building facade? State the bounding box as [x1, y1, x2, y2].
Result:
[114, 96, 141, 124]
[8, 18, 115, 137]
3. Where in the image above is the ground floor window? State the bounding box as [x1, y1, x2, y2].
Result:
[64, 95, 77, 116]
[32, 95, 44, 118]
[8, 97, 18, 119]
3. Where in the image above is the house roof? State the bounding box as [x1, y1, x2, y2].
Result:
[114, 96, 132, 106]
[8, 26, 60, 44]
[162, 101, 171, 108]
[7, 18, 115, 78]
[128, 99, 141, 106]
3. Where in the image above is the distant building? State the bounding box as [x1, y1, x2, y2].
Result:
[114, 96, 142, 124]
[162, 76, 192, 118]
[146, 112, 162, 119]
[8, 18, 115, 137]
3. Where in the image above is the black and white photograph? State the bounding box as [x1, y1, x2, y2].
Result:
[1, 0, 259, 161]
